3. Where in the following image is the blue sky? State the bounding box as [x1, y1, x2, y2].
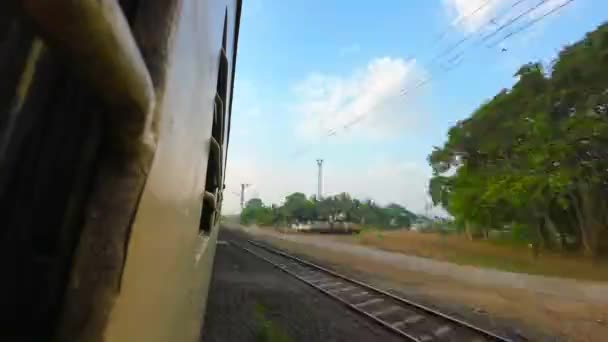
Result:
[224, 0, 607, 214]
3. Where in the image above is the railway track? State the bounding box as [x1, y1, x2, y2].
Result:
[229, 237, 513, 342]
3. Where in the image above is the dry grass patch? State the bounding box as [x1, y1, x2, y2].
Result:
[335, 230, 608, 282]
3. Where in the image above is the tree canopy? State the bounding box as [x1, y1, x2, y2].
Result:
[240, 198, 273, 226]
[240, 192, 418, 229]
[428, 23, 608, 256]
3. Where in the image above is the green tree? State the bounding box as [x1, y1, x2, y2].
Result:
[429, 23, 608, 256]
[240, 198, 273, 226]
[258, 192, 419, 230]
[384, 203, 415, 228]
[282, 192, 315, 222]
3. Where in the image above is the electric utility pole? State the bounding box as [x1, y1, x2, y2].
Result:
[240, 183, 250, 209]
[316, 159, 324, 200]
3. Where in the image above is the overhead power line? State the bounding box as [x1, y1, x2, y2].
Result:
[339, 0, 575, 140]
[481, 0, 553, 43]
[445, 51, 464, 65]
[317, 0, 503, 142]
[429, 0, 533, 66]
[430, 31, 475, 65]
[435, 0, 495, 43]
[509, 0, 533, 9]
[405, 0, 572, 97]
[288, 0, 576, 158]
[488, 0, 575, 47]
[441, 56, 465, 72]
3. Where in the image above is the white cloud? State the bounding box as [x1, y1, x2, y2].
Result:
[442, 0, 502, 33]
[292, 57, 428, 142]
[223, 59, 437, 219]
[442, 0, 572, 35]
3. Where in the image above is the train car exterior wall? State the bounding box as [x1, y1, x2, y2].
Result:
[102, 1, 241, 341]
[0, 1, 239, 340]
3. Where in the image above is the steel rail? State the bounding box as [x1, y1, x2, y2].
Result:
[234, 237, 512, 342]
[230, 241, 421, 341]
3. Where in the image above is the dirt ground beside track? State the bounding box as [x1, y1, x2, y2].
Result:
[201, 229, 404, 342]
[234, 225, 608, 342]
[337, 229, 608, 282]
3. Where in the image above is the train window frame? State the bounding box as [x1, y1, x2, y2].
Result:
[199, 8, 229, 234]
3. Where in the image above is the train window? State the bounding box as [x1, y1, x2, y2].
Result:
[222, 9, 228, 58]
[200, 10, 229, 234]
[212, 85, 225, 143]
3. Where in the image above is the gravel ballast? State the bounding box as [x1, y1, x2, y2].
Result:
[201, 229, 404, 342]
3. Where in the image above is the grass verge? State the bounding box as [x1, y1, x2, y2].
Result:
[253, 303, 292, 342]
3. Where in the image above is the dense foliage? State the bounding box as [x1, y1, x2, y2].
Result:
[240, 198, 274, 226]
[240, 192, 418, 229]
[429, 23, 608, 256]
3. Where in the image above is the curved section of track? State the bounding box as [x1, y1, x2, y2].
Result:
[229, 237, 512, 342]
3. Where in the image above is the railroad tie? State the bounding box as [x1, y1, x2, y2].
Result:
[236, 240, 511, 342]
[297, 274, 316, 280]
[301, 274, 321, 281]
[434, 325, 452, 338]
[392, 314, 425, 330]
[298, 270, 317, 276]
[354, 298, 383, 308]
[409, 315, 426, 324]
[307, 277, 329, 283]
[350, 291, 369, 298]
[319, 281, 342, 289]
[391, 320, 406, 329]
[418, 335, 433, 342]
[371, 305, 401, 318]
[329, 286, 356, 293]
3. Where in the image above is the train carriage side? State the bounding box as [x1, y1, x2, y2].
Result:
[0, 0, 241, 341]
